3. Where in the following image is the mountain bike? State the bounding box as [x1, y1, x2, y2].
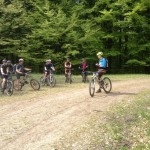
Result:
[0, 74, 13, 96]
[13, 71, 40, 91]
[65, 69, 72, 84]
[40, 71, 56, 87]
[89, 72, 112, 97]
[81, 70, 88, 83]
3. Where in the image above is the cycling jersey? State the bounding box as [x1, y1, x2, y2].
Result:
[65, 62, 71, 69]
[79, 63, 88, 70]
[1, 64, 8, 75]
[44, 63, 54, 72]
[98, 58, 107, 69]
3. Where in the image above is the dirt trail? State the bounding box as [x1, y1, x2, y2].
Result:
[0, 78, 150, 150]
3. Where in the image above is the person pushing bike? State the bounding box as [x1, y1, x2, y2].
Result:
[96, 52, 108, 93]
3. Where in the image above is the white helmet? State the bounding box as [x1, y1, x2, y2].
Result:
[19, 58, 24, 62]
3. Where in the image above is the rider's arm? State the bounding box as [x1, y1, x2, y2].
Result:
[51, 64, 55, 71]
[51, 67, 55, 71]
[86, 64, 89, 68]
[79, 64, 82, 70]
[64, 62, 67, 68]
[1, 66, 4, 75]
[44, 65, 47, 71]
[16, 65, 23, 74]
[70, 62, 72, 68]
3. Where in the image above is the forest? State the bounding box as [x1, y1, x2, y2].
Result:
[0, 0, 149, 73]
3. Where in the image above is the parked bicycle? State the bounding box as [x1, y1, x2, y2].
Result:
[0, 73, 13, 96]
[40, 71, 56, 87]
[81, 70, 89, 83]
[13, 71, 40, 91]
[65, 69, 72, 84]
[89, 72, 112, 97]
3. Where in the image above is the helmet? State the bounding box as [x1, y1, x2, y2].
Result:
[19, 58, 24, 62]
[82, 58, 86, 62]
[46, 59, 51, 62]
[97, 52, 103, 56]
[2, 59, 7, 63]
[7, 60, 11, 63]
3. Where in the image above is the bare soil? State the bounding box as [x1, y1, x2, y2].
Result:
[0, 77, 150, 150]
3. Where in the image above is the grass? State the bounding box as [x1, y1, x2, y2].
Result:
[0, 73, 86, 105]
[51, 91, 150, 150]
[0, 74, 149, 105]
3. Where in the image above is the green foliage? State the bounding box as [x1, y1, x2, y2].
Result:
[126, 59, 146, 66]
[0, 0, 149, 73]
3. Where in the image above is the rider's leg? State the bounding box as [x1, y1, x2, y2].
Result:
[65, 70, 68, 82]
[96, 70, 105, 93]
[1, 78, 6, 93]
[16, 73, 21, 88]
[44, 72, 47, 79]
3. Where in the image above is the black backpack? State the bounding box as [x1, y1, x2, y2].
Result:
[13, 64, 17, 73]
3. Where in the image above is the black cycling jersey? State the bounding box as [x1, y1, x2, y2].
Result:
[1, 64, 8, 74]
[7, 64, 13, 73]
[44, 63, 54, 71]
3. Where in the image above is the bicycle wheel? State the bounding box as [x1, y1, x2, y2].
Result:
[40, 76, 46, 86]
[102, 77, 112, 93]
[6, 81, 13, 96]
[89, 79, 95, 97]
[30, 79, 40, 90]
[49, 76, 56, 87]
[13, 79, 22, 91]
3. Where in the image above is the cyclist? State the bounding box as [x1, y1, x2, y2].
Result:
[16, 58, 25, 85]
[44, 59, 55, 79]
[79, 58, 89, 82]
[96, 52, 108, 93]
[64, 58, 72, 81]
[7, 60, 14, 74]
[1, 59, 9, 93]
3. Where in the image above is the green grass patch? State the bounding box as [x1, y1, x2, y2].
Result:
[52, 91, 150, 150]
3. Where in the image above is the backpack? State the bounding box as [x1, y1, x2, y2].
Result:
[13, 64, 17, 73]
[105, 58, 108, 68]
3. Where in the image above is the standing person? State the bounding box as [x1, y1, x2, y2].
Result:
[79, 58, 89, 82]
[64, 58, 72, 82]
[16, 58, 25, 85]
[1, 59, 9, 93]
[44, 59, 55, 79]
[96, 52, 108, 93]
[7, 60, 14, 73]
